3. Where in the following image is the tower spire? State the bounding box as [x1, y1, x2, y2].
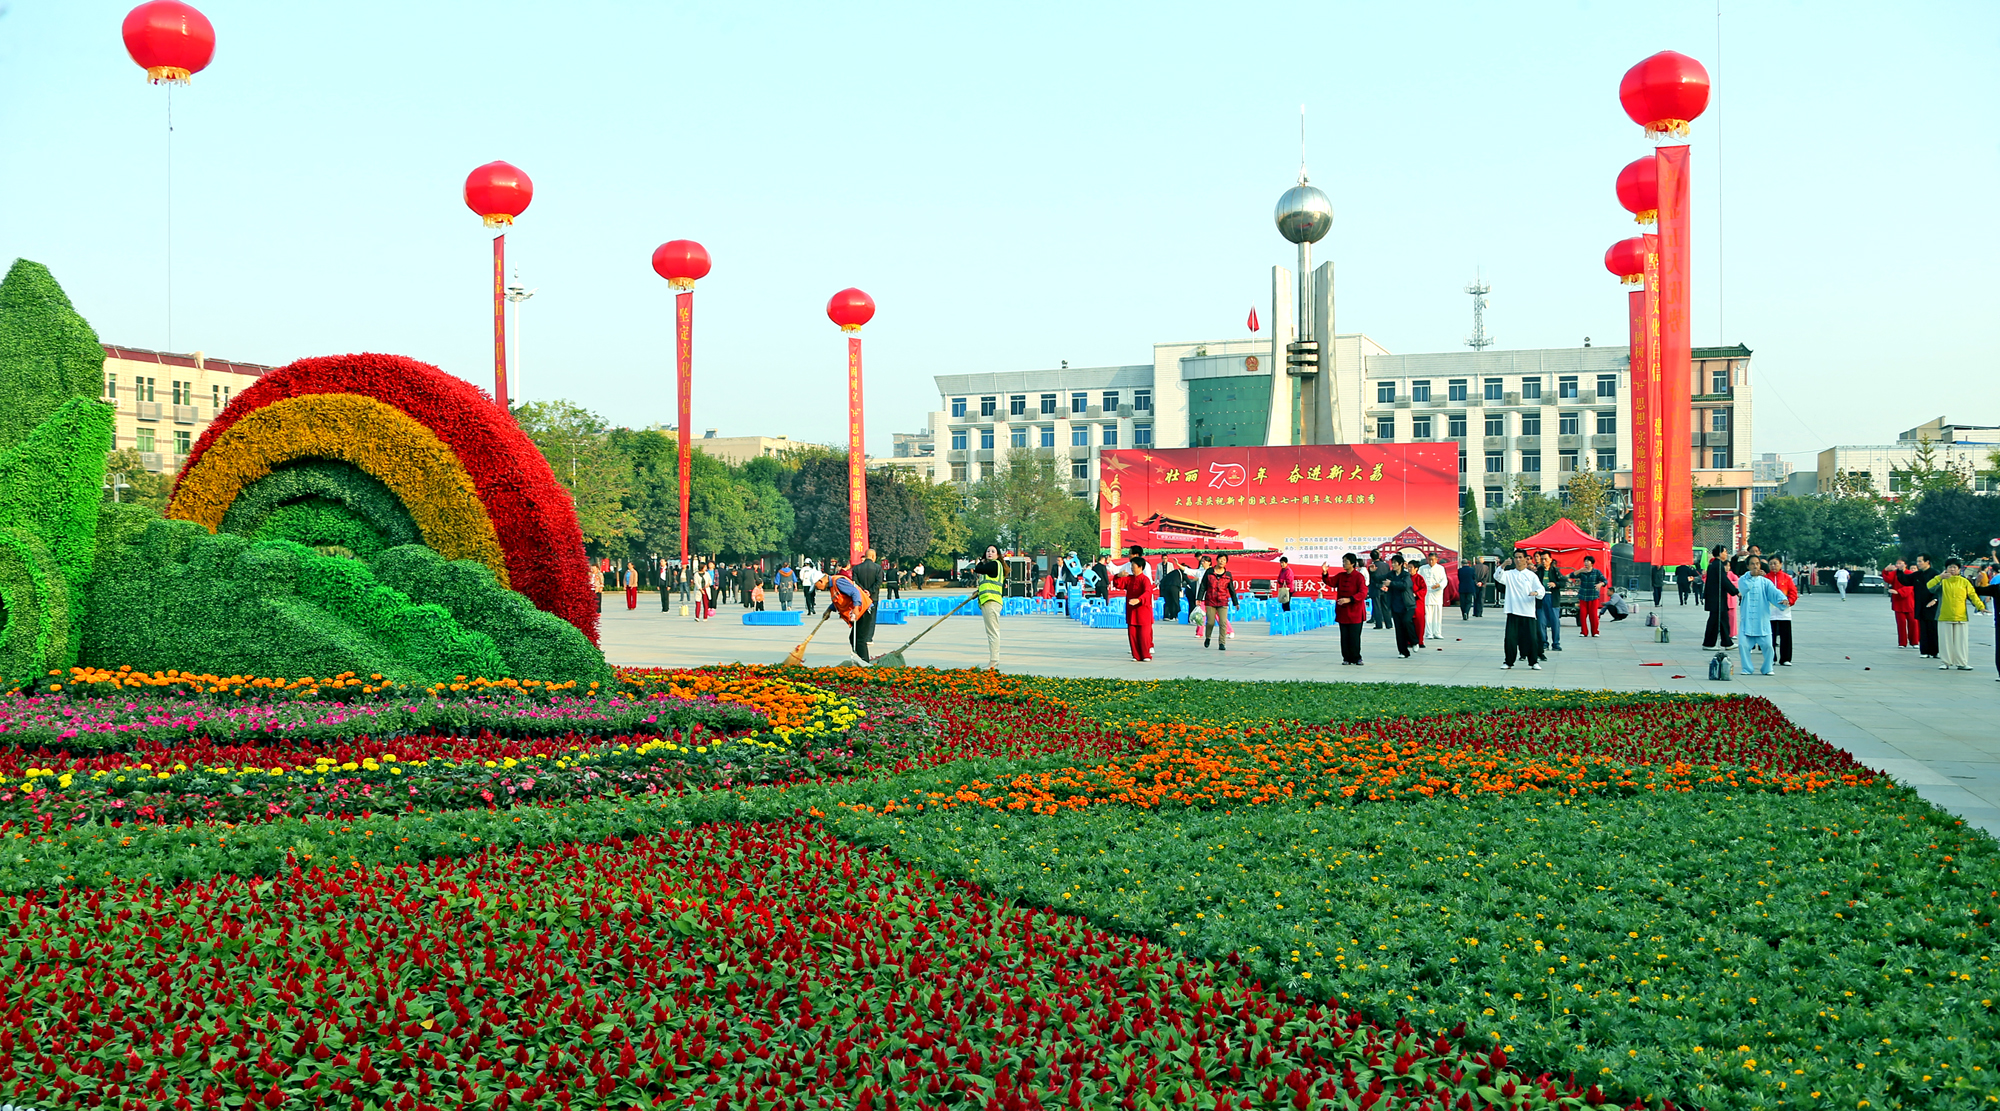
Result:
[1298, 103, 1309, 183]
[1464, 270, 1493, 351]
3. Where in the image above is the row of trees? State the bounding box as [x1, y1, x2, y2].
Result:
[1749, 439, 2000, 566]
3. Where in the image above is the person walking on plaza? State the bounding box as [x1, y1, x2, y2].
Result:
[1701, 545, 1739, 649]
[1497, 553, 1545, 670]
[1275, 556, 1295, 613]
[1200, 553, 1238, 650]
[1735, 557, 1786, 676]
[775, 563, 796, 611]
[1651, 563, 1665, 607]
[1536, 552, 1565, 653]
[799, 560, 821, 615]
[1420, 553, 1448, 641]
[1325, 554, 1369, 665]
[911, 562, 925, 591]
[1677, 563, 1695, 605]
[1835, 566, 1850, 599]
[1379, 555, 1418, 658]
[1927, 560, 1987, 671]
[1368, 552, 1393, 630]
[972, 545, 1005, 669]
[850, 550, 883, 662]
[1907, 554, 1941, 658]
[622, 563, 639, 610]
[1572, 555, 1607, 637]
[751, 581, 766, 611]
[1765, 556, 1800, 665]
[1458, 558, 1480, 620]
[1112, 551, 1157, 662]
[1159, 557, 1184, 624]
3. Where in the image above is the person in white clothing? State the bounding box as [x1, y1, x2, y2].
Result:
[1419, 553, 1449, 645]
[799, 560, 824, 615]
[1496, 554, 1547, 670]
[1835, 566, 1850, 599]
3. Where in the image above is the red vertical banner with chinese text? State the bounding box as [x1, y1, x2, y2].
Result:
[675, 290, 694, 570]
[1641, 233, 1663, 565]
[847, 336, 868, 566]
[1627, 287, 1653, 562]
[492, 235, 509, 409]
[1656, 146, 1693, 564]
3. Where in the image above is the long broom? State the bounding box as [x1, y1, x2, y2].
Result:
[781, 607, 839, 668]
[872, 594, 976, 669]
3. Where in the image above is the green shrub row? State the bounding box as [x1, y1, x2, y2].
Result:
[1026, 676, 1717, 728]
[219, 459, 423, 557]
[370, 544, 611, 684]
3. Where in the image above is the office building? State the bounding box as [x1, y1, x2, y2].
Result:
[1815, 417, 2000, 500]
[102, 345, 272, 473]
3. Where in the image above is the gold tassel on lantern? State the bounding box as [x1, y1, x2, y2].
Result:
[1643, 120, 1693, 139]
[145, 65, 193, 85]
[1620, 274, 1642, 286]
[481, 214, 515, 229]
[1631, 209, 1657, 226]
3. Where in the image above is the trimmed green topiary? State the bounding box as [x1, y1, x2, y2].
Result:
[0, 259, 106, 452]
[83, 509, 508, 684]
[369, 545, 612, 684]
[219, 460, 423, 558]
[0, 397, 114, 679]
[0, 529, 72, 683]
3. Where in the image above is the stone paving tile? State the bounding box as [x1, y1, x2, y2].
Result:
[600, 587, 2000, 838]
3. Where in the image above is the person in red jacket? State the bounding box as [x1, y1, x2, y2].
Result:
[1200, 553, 1238, 651]
[1410, 566, 1429, 648]
[1111, 551, 1157, 662]
[1765, 556, 1801, 665]
[1884, 560, 1917, 648]
[1323, 553, 1370, 666]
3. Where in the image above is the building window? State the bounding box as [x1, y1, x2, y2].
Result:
[1412, 415, 1433, 439]
[211, 383, 231, 411]
[1520, 451, 1542, 473]
[1010, 427, 1028, 448]
[1448, 414, 1467, 438]
[1071, 392, 1088, 414]
[136, 428, 155, 453]
[174, 430, 192, 455]
[1558, 412, 1579, 436]
[1484, 377, 1503, 401]
[1448, 379, 1468, 402]
[1521, 377, 1542, 400]
[979, 396, 996, 417]
[1376, 415, 1395, 440]
[1072, 461, 1089, 480]
[1559, 449, 1578, 473]
[1520, 412, 1541, 436]
[979, 429, 995, 450]
[1597, 448, 1618, 471]
[1101, 424, 1118, 447]
[950, 462, 968, 482]
[1133, 389, 1152, 412]
[1411, 380, 1431, 403]
[1711, 449, 1731, 468]
[104, 374, 117, 399]
[1458, 450, 1468, 474]
[1485, 490, 1505, 508]
[1040, 426, 1056, 448]
[1596, 412, 1617, 435]
[1711, 368, 1730, 394]
[1377, 382, 1396, 404]
[1596, 373, 1617, 398]
[1102, 390, 1120, 412]
[950, 430, 968, 451]
[1484, 415, 1504, 437]
[1557, 375, 1578, 399]
[1484, 452, 1505, 473]
[1072, 426, 1090, 447]
[136, 376, 156, 402]
[1134, 423, 1153, 447]
[1009, 395, 1026, 417]
[951, 397, 967, 418]
[1039, 393, 1057, 415]
[1711, 409, 1729, 432]
[170, 380, 190, 405]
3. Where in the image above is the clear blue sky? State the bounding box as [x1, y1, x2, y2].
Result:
[2, 1, 1994, 459]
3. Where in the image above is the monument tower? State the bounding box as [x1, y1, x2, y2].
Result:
[1272, 111, 1337, 445]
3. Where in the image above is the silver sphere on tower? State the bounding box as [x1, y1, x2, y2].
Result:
[1274, 181, 1332, 244]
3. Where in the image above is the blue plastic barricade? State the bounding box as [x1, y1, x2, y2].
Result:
[742, 611, 805, 626]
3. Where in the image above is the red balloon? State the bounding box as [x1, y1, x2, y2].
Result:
[1604, 237, 1648, 284]
[464, 162, 533, 228]
[1615, 156, 1659, 224]
[652, 241, 712, 289]
[1619, 51, 1711, 137]
[122, 1, 214, 85]
[827, 288, 876, 332]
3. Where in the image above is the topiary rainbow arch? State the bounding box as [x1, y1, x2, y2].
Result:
[168, 353, 599, 643]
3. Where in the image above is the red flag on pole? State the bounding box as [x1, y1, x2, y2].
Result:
[1246, 307, 1260, 333]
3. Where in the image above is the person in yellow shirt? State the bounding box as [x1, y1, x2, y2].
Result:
[1927, 559, 1989, 671]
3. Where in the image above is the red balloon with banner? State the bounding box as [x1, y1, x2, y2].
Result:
[1615, 157, 1659, 225]
[1619, 50, 1711, 138]
[464, 162, 533, 410]
[827, 289, 877, 568]
[122, 1, 214, 84]
[652, 241, 711, 586]
[1603, 237, 1648, 284]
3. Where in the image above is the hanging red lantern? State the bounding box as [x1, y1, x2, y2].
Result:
[827, 288, 876, 332]
[1604, 238, 1648, 285]
[463, 162, 534, 228]
[651, 241, 712, 291]
[1619, 51, 1711, 138]
[122, 1, 215, 85]
[1615, 157, 1659, 225]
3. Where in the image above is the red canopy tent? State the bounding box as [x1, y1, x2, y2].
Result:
[1513, 518, 1611, 575]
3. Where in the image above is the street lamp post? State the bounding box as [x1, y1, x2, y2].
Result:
[504, 271, 537, 404]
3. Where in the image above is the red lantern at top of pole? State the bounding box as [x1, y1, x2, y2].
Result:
[1604, 238, 1649, 285]
[463, 162, 534, 228]
[652, 241, 712, 291]
[1615, 157, 1659, 225]
[827, 288, 876, 332]
[1619, 51, 1711, 139]
[122, 1, 215, 85]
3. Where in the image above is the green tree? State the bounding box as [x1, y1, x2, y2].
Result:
[1818, 497, 1891, 566]
[909, 474, 970, 569]
[1484, 477, 1566, 557]
[512, 400, 631, 551]
[0, 259, 105, 451]
[1894, 488, 2000, 563]
[1459, 487, 1481, 556]
[963, 449, 1084, 557]
[1561, 460, 1613, 540]
[775, 447, 927, 564]
[608, 428, 793, 562]
[1891, 434, 1970, 501]
[1747, 496, 1824, 561]
[103, 449, 170, 513]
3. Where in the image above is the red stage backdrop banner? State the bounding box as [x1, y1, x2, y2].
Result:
[846, 336, 868, 566]
[675, 290, 694, 569]
[1097, 444, 1460, 588]
[1656, 146, 1693, 562]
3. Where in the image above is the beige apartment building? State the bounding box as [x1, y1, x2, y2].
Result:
[101, 345, 272, 473]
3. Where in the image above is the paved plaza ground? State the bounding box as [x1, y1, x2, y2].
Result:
[602, 585, 2000, 837]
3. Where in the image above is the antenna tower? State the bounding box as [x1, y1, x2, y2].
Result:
[1463, 273, 1493, 351]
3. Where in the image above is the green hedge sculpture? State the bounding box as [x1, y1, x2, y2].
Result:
[369, 545, 612, 684]
[220, 460, 424, 558]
